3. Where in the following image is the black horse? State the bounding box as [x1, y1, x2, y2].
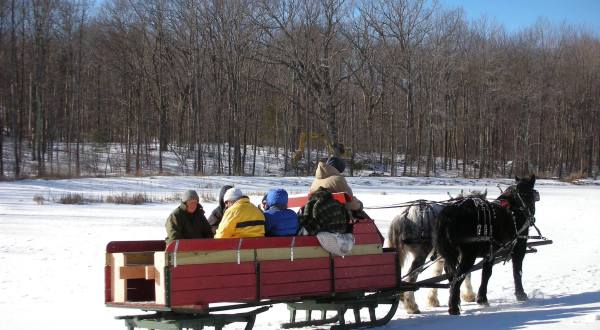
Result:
[435, 175, 538, 315]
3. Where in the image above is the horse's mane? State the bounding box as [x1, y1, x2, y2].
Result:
[452, 189, 488, 200]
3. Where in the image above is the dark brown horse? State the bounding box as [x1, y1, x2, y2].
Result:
[435, 175, 538, 315]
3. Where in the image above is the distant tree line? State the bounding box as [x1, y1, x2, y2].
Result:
[0, 0, 599, 179]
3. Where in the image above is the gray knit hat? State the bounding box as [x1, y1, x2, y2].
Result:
[223, 188, 244, 202]
[182, 190, 199, 203]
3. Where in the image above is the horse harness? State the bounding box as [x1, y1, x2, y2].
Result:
[399, 200, 437, 242]
[453, 186, 537, 260]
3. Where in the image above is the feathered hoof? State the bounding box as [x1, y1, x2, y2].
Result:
[461, 291, 476, 303]
[427, 295, 440, 307]
[405, 307, 421, 314]
[516, 291, 529, 301]
[448, 306, 460, 315]
[403, 300, 421, 314]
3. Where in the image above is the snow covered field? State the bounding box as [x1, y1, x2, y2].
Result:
[1, 176, 599, 329]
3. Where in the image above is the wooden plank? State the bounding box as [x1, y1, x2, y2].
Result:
[242, 236, 321, 249]
[260, 258, 330, 272]
[334, 252, 395, 267]
[171, 274, 257, 291]
[154, 252, 167, 305]
[172, 249, 255, 265]
[353, 234, 384, 245]
[105, 265, 111, 303]
[335, 275, 397, 292]
[256, 246, 329, 261]
[124, 252, 155, 265]
[254, 243, 379, 262]
[171, 236, 322, 252]
[346, 244, 382, 256]
[353, 221, 379, 234]
[106, 240, 165, 253]
[107, 302, 173, 311]
[170, 286, 257, 306]
[261, 281, 331, 298]
[119, 265, 151, 279]
[241, 236, 293, 248]
[335, 264, 396, 279]
[111, 253, 127, 303]
[167, 238, 241, 253]
[170, 262, 256, 279]
[261, 268, 330, 284]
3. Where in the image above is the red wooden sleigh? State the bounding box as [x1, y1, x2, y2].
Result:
[105, 193, 403, 329]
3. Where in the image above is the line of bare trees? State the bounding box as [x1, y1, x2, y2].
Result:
[0, 0, 599, 179]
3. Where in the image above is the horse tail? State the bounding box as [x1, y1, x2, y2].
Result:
[434, 207, 459, 271]
[388, 213, 407, 249]
[388, 211, 410, 267]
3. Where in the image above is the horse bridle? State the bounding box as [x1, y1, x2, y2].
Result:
[505, 186, 540, 238]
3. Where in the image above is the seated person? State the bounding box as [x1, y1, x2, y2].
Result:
[309, 156, 363, 214]
[215, 188, 265, 238]
[207, 184, 234, 233]
[263, 188, 299, 236]
[165, 190, 213, 244]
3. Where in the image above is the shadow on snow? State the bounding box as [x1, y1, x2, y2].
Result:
[384, 291, 600, 329]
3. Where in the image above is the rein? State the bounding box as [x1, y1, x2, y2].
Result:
[363, 198, 454, 210]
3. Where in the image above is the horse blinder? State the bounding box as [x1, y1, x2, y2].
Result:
[533, 190, 540, 202]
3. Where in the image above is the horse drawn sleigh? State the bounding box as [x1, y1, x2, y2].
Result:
[105, 175, 551, 329]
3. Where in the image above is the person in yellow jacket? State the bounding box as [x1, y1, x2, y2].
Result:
[215, 188, 265, 238]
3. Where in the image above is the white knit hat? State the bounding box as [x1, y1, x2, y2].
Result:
[223, 188, 243, 202]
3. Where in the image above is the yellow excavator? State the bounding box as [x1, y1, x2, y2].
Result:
[291, 132, 350, 167]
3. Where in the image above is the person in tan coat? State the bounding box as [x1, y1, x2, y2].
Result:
[309, 156, 363, 212]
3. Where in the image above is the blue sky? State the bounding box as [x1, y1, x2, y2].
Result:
[440, 0, 600, 34]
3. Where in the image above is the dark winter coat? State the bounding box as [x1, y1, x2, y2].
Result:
[207, 185, 234, 229]
[300, 186, 349, 235]
[264, 188, 299, 236]
[165, 203, 213, 244]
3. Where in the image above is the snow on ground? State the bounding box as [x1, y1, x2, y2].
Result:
[1, 176, 599, 329]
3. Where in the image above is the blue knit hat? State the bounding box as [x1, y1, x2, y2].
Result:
[326, 157, 345, 173]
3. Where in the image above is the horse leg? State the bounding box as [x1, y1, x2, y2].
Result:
[476, 259, 493, 306]
[512, 238, 528, 301]
[461, 272, 476, 303]
[427, 259, 444, 307]
[448, 254, 476, 315]
[403, 254, 427, 314]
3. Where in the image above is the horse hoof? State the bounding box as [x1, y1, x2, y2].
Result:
[448, 307, 460, 315]
[516, 292, 529, 301]
[476, 295, 489, 306]
[407, 308, 421, 315]
[427, 298, 440, 308]
[461, 292, 476, 303]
